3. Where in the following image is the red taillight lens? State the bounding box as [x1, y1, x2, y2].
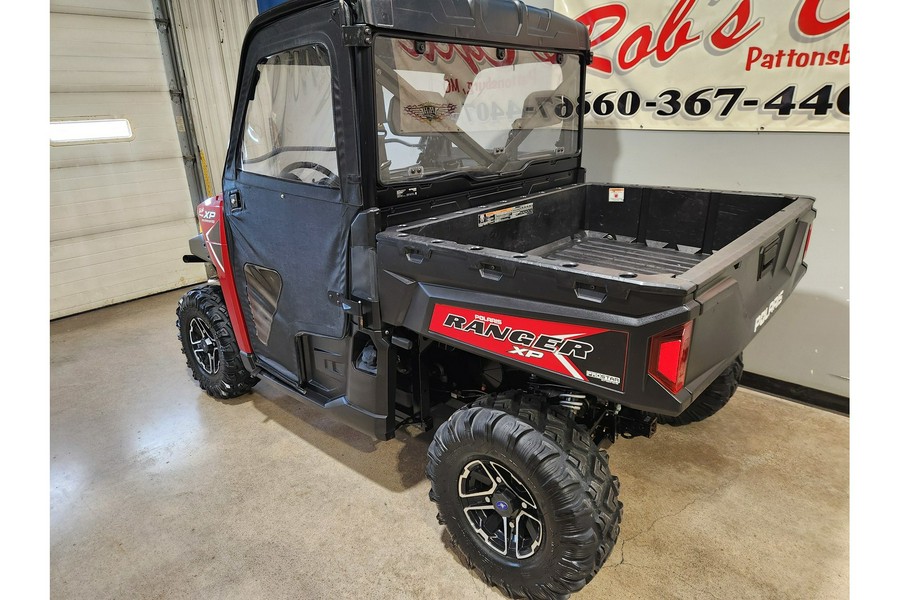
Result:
[648, 321, 693, 395]
[802, 224, 813, 261]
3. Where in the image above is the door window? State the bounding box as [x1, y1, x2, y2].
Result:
[241, 45, 339, 187]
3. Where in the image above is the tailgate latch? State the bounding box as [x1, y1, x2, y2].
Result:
[757, 234, 783, 280]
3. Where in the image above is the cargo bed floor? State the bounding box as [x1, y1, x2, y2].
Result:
[540, 233, 706, 276]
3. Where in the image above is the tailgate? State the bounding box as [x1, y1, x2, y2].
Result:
[681, 196, 815, 398]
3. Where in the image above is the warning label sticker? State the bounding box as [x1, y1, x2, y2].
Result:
[477, 203, 534, 228]
[609, 188, 625, 203]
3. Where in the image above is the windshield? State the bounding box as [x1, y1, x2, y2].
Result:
[374, 37, 581, 184]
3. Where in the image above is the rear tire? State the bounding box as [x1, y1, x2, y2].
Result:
[659, 354, 743, 426]
[176, 285, 257, 399]
[426, 391, 622, 600]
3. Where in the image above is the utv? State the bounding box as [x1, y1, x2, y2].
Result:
[177, 1, 815, 597]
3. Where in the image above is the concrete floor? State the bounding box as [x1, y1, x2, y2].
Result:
[50, 289, 849, 600]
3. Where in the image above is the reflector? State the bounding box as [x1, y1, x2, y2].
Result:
[648, 321, 693, 395]
[803, 225, 813, 261]
[656, 339, 682, 383]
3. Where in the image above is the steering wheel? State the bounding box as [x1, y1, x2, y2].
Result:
[278, 161, 339, 187]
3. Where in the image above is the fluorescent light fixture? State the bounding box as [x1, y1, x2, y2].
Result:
[50, 118, 133, 145]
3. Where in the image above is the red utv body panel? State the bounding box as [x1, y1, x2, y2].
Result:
[197, 195, 252, 354]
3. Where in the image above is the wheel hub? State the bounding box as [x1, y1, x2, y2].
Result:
[458, 459, 544, 560]
[491, 491, 516, 518]
[188, 317, 221, 375]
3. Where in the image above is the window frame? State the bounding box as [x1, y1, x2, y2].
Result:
[237, 43, 341, 189]
[370, 35, 585, 187]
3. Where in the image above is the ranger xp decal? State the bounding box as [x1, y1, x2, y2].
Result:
[429, 304, 628, 390]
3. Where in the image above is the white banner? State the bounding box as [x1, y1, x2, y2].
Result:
[555, 0, 849, 132]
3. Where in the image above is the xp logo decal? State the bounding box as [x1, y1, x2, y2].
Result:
[197, 198, 225, 273]
[428, 304, 629, 388]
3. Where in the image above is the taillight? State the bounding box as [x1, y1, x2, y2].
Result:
[802, 224, 813, 262]
[648, 321, 693, 395]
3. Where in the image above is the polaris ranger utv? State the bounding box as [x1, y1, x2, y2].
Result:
[176, 1, 815, 597]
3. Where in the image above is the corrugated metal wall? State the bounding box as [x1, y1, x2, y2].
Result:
[169, 0, 259, 196]
[50, 0, 205, 319]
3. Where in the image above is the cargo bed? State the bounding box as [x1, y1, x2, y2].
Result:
[379, 182, 810, 287]
[376, 182, 815, 412]
[536, 232, 706, 276]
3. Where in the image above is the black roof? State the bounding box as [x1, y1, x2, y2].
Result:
[250, 0, 589, 53]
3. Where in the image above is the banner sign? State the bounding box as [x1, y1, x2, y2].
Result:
[555, 0, 849, 132]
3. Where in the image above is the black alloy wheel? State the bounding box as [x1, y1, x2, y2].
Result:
[188, 316, 221, 376]
[176, 285, 258, 399]
[427, 391, 622, 600]
[457, 458, 545, 560]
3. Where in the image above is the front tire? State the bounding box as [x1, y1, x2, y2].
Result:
[426, 391, 622, 600]
[176, 285, 257, 399]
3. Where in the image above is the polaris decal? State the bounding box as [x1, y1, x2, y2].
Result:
[429, 304, 628, 390]
[754, 289, 785, 332]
